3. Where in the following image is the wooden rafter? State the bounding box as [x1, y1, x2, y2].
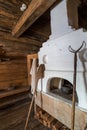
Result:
[12, 0, 57, 37]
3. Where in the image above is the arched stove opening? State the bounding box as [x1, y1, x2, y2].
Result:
[48, 77, 78, 103]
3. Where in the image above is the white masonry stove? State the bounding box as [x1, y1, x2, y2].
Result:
[35, 1, 87, 130]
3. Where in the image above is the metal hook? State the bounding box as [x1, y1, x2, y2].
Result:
[68, 41, 86, 53]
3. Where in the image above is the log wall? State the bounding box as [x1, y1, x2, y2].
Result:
[0, 32, 32, 98]
[0, 58, 29, 98]
[0, 59, 28, 90]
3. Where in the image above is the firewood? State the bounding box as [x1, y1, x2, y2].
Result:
[38, 109, 45, 119]
[52, 121, 62, 130]
[35, 106, 41, 118]
[47, 116, 54, 128]
[35, 111, 40, 119]
[42, 112, 49, 121]
[60, 125, 69, 130]
[43, 120, 48, 126]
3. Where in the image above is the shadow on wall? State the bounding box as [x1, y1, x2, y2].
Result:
[79, 48, 87, 93]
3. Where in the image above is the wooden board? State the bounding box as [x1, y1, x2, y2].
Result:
[35, 91, 87, 130]
[0, 86, 29, 98]
[0, 59, 28, 90]
[12, 0, 57, 37]
[27, 53, 38, 86]
[67, 0, 80, 29]
[0, 94, 51, 130]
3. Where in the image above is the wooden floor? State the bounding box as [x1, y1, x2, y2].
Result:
[0, 91, 51, 130]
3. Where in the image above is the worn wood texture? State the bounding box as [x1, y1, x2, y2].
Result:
[35, 91, 87, 130]
[0, 58, 28, 97]
[27, 54, 38, 86]
[0, 10, 51, 56]
[12, 0, 56, 37]
[0, 93, 51, 130]
[0, 31, 41, 58]
[67, 0, 81, 29]
[0, 0, 30, 32]
[0, 0, 51, 55]
[0, 29, 46, 98]
[35, 105, 69, 130]
[0, 91, 30, 108]
[23, 10, 51, 43]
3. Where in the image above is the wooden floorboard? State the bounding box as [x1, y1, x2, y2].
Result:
[0, 92, 51, 130]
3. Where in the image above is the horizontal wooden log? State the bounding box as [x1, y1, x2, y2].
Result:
[0, 39, 40, 53]
[0, 31, 41, 57]
[0, 72, 27, 81]
[52, 121, 63, 130]
[0, 86, 29, 98]
[0, 63, 27, 74]
[0, 18, 13, 28]
[0, 34, 41, 47]
[35, 105, 65, 129]
[0, 78, 28, 90]
[0, 66, 27, 74]
[0, 59, 27, 64]
[47, 116, 54, 128]
[12, 0, 57, 37]
[0, 58, 28, 90]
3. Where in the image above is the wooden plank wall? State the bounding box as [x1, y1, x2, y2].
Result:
[0, 58, 29, 98]
[0, 59, 28, 90]
[0, 32, 32, 98]
[0, 8, 51, 98]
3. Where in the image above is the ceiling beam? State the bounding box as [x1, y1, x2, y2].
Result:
[12, 0, 57, 37]
[0, 31, 41, 47]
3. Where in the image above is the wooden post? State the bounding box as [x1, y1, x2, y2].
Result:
[27, 54, 38, 86]
[24, 64, 45, 130]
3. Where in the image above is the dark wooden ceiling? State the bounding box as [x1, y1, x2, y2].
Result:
[0, 0, 87, 58]
[0, 0, 31, 32]
[0, 0, 52, 58]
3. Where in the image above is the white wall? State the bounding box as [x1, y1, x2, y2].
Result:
[50, 0, 73, 39]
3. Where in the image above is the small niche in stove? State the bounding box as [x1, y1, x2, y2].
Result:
[49, 77, 78, 103]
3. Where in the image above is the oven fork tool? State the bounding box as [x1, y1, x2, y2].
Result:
[68, 41, 86, 130]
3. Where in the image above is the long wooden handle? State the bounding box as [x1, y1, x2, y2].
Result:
[71, 53, 77, 130]
[68, 43, 85, 130]
[24, 81, 38, 130]
[24, 64, 45, 130]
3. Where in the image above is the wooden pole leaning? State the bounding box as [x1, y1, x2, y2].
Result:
[68, 42, 85, 130]
[24, 63, 45, 130]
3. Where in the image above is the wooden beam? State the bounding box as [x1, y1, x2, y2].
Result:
[12, 0, 57, 37]
[67, 0, 81, 29]
[27, 53, 38, 86]
[0, 31, 41, 58]
[0, 31, 41, 47]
